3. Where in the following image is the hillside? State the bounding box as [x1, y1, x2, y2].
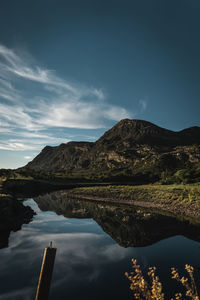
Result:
[22, 119, 200, 183]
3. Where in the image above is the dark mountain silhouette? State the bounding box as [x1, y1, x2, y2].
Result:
[22, 119, 200, 182]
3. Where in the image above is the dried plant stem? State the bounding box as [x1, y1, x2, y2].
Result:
[125, 259, 199, 300]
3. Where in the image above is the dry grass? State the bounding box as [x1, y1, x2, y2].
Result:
[125, 259, 199, 300]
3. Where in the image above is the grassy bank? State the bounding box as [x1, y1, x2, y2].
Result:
[66, 183, 200, 220]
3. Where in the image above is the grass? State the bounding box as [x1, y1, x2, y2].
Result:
[0, 173, 33, 184]
[66, 183, 200, 220]
[68, 183, 200, 202]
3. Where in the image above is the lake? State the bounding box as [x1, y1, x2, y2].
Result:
[0, 190, 200, 300]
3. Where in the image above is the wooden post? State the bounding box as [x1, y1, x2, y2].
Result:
[35, 242, 57, 300]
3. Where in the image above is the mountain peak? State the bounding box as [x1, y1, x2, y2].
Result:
[115, 118, 156, 127]
[96, 118, 174, 147]
[110, 119, 169, 134]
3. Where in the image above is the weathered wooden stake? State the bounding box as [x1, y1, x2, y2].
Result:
[35, 241, 57, 300]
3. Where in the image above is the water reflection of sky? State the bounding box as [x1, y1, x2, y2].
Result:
[0, 199, 200, 300]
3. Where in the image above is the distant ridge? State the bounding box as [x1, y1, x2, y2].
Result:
[23, 119, 200, 183]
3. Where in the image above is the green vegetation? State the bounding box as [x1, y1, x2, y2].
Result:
[0, 168, 64, 184]
[67, 183, 200, 203]
[66, 183, 200, 219]
[160, 162, 200, 185]
[0, 169, 33, 182]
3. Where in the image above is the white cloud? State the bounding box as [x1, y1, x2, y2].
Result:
[103, 106, 131, 121]
[0, 103, 42, 131]
[91, 88, 105, 100]
[38, 100, 129, 129]
[24, 156, 32, 160]
[0, 44, 132, 153]
[0, 141, 39, 151]
[0, 135, 69, 151]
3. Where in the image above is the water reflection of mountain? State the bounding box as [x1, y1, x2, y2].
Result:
[0, 196, 35, 249]
[34, 190, 200, 247]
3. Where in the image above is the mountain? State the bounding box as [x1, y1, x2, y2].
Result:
[22, 119, 200, 183]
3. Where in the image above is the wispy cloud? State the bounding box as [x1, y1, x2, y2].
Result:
[0, 44, 132, 152]
[139, 98, 147, 112]
[0, 134, 68, 151]
[0, 141, 37, 151]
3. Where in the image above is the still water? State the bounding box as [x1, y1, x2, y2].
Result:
[0, 190, 200, 300]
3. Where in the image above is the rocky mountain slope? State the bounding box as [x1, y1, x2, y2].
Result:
[22, 119, 200, 182]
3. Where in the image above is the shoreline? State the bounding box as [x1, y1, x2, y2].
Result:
[1, 179, 200, 221]
[64, 184, 200, 221]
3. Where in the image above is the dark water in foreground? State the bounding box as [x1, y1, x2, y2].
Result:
[0, 192, 200, 300]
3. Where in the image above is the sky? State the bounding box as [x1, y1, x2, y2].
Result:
[0, 0, 200, 169]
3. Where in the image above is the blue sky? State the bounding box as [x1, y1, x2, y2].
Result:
[0, 0, 200, 168]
